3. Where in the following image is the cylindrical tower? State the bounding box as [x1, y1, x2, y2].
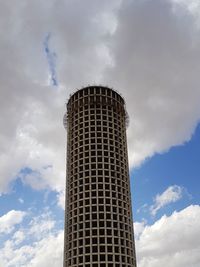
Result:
[63, 86, 137, 267]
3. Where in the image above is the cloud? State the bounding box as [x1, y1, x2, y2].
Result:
[0, 230, 63, 267]
[18, 198, 24, 204]
[0, 211, 63, 267]
[173, 0, 200, 20]
[28, 213, 55, 240]
[137, 203, 148, 214]
[134, 220, 147, 240]
[0, 0, 200, 197]
[136, 205, 200, 267]
[56, 190, 65, 210]
[12, 231, 25, 245]
[0, 210, 26, 235]
[104, 0, 200, 166]
[150, 185, 184, 216]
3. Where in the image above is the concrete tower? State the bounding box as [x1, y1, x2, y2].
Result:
[63, 86, 137, 267]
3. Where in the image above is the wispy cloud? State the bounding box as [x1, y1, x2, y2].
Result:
[18, 198, 24, 204]
[150, 185, 184, 216]
[137, 203, 148, 214]
[43, 33, 58, 86]
[0, 210, 26, 234]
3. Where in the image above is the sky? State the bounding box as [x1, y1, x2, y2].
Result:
[0, 0, 200, 266]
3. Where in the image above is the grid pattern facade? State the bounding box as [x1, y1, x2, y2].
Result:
[63, 86, 137, 267]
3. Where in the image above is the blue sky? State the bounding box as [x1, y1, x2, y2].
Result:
[132, 123, 200, 224]
[0, 0, 200, 266]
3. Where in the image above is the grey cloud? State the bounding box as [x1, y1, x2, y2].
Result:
[104, 0, 200, 165]
[0, 0, 118, 193]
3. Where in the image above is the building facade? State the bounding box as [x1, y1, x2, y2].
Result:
[63, 86, 137, 267]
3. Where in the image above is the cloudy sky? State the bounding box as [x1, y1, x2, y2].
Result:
[0, 0, 200, 266]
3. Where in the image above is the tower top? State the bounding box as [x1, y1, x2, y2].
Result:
[68, 85, 125, 105]
[63, 85, 129, 130]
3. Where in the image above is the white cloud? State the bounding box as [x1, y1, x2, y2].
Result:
[0, 0, 200, 199]
[13, 231, 25, 245]
[0, 211, 63, 267]
[28, 213, 55, 240]
[0, 210, 26, 235]
[28, 231, 63, 267]
[136, 205, 200, 267]
[150, 185, 184, 215]
[0, 231, 64, 267]
[57, 190, 65, 210]
[134, 220, 147, 240]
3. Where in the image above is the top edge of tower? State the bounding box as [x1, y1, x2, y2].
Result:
[66, 85, 125, 106]
[63, 85, 129, 130]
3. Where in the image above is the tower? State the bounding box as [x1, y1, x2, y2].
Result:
[63, 86, 137, 267]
